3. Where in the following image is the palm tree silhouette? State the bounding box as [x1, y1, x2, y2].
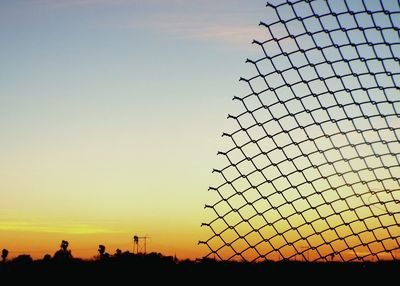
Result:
[1, 249, 8, 262]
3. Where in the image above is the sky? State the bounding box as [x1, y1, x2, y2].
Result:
[1, 0, 399, 263]
[0, 0, 269, 259]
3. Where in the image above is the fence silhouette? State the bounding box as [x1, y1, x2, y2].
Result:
[200, 0, 400, 262]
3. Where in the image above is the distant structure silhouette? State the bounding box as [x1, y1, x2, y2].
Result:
[133, 235, 150, 254]
[1, 249, 8, 262]
[201, 0, 400, 262]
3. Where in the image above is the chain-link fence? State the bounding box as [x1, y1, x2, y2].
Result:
[200, 0, 400, 262]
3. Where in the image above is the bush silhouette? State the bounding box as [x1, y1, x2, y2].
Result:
[12, 254, 33, 264]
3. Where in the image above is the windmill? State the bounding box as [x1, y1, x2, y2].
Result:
[133, 234, 151, 254]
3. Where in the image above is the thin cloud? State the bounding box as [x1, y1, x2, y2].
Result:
[30, 0, 270, 48]
[33, 0, 255, 6]
[33, 0, 138, 6]
[119, 12, 270, 48]
[32, 0, 213, 7]
[0, 221, 121, 234]
[155, 21, 267, 46]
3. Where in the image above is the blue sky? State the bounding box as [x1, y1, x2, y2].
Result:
[0, 0, 270, 258]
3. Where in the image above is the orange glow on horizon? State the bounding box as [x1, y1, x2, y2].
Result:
[0, 228, 206, 261]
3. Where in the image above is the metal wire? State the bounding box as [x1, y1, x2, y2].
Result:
[200, 0, 400, 262]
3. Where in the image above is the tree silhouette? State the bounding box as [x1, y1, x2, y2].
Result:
[98, 244, 110, 260]
[1, 249, 8, 262]
[61, 240, 69, 252]
[114, 248, 122, 257]
[53, 240, 72, 260]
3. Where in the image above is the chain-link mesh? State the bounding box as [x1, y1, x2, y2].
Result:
[200, 0, 400, 262]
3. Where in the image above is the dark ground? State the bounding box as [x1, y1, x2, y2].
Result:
[1, 252, 398, 285]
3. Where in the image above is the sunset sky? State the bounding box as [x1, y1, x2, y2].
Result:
[0, 0, 268, 259]
[1, 0, 399, 263]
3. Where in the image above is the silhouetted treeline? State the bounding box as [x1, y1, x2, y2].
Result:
[0, 242, 398, 285]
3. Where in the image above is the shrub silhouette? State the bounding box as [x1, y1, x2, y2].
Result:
[43, 254, 52, 261]
[12, 254, 33, 264]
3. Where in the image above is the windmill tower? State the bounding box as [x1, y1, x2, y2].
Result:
[133, 234, 150, 255]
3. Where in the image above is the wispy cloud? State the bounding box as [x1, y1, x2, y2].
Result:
[32, 0, 269, 48]
[0, 221, 121, 234]
[33, 0, 144, 6]
[33, 0, 254, 7]
[144, 19, 267, 46]
[116, 11, 270, 49]
[32, 0, 231, 8]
